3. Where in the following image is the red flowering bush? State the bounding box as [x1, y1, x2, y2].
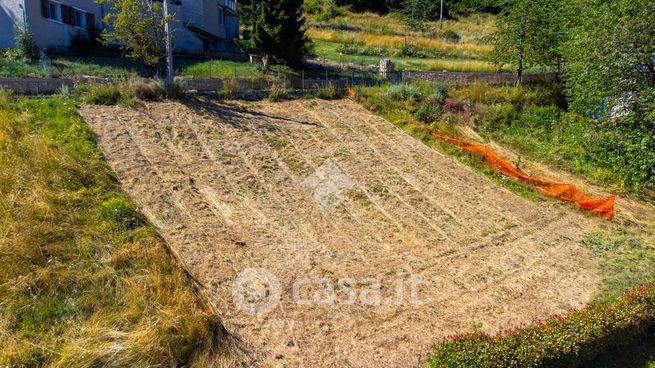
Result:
[430, 285, 655, 368]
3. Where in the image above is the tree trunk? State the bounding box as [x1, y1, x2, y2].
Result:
[516, 13, 526, 86]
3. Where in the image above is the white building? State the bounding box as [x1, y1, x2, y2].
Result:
[0, 0, 240, 53]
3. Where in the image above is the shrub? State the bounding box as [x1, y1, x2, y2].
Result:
[414, 97, 443, 124]
[387, 84, 421, 101]
[133, 80, 162, 101]
[55, 84, 71, 99]
[313, 83, 343, 100]
[14, 22, 37, 60]
[315, 0, 342, 22]
[430, 285, 655, 368]
[268, 83, 290, 102]
[80, 83, 124, 105]
[134, 79, 185, 101]
[432, 84, 448, 103]
[442, 30, 462, 43]
[79, 79, 143, 107]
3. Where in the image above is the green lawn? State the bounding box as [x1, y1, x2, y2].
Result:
[49, 56, 298, 80]
[51, 56, 147, 78]
[0, 59, 48, 78]
[312, 39, 507, 72]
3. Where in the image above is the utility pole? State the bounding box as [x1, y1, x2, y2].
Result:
[440, 0, 444, 31]
[163, 0, 174, 88]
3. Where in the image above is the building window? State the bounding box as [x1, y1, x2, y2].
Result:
[72, 9, 87, 29]
[47, 1, 62, 22]
[218, 7, 224, 25]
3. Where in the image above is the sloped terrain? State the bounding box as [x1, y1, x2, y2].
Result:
[80, 99, 602, 367]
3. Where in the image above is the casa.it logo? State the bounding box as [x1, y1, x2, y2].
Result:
[232, 268, 282, 316]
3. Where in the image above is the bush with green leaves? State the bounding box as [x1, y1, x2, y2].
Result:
[268, 83, 290, 102]
[430, 285, 655, 368]
[78, 78, 185, 106]
[313, 83, 344, 100]
[479, 102, 655, 191]
[414, 97, 443, 123]
[14, 22, 37, 60]
[387, 84, 421, 101]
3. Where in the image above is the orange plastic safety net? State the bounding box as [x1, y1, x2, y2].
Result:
[432, 133, 615, 220]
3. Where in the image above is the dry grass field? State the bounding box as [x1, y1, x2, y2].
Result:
[79, 99, 603, 367]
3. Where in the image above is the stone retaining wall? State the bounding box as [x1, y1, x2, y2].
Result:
[400, 70, 556, 84]
[0, 71, 556, 96]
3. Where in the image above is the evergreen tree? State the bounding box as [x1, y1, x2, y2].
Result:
[401, 0, 441, 31]
[241, 0, 310, 68]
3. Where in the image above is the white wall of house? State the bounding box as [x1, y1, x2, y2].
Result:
[169, 2, 203, 54]
[25, 0, 102, 50]
[0, 0, 25, 49]
[1, 0, 238, 54]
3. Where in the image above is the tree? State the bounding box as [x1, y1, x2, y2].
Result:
[401, 0, 441, 31]
[564, 0, 655, 124]
[240, 0, 311, 68]
[97, 0, 170, 69]
[490, 0, 567, 84]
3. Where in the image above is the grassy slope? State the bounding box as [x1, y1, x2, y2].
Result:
[355, 83, 655, 298]
[307, 11, 503, 72]
[2, 55, 268, 79]
[0, 90, 230, 367]
[354, 82, 655, 366]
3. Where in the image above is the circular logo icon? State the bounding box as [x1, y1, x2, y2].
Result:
[232, 268, 281, 316]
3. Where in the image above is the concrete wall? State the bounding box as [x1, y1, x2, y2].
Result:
[0, 0, 24, 49]
[25, 0, 102, 51]
[169, 3, 203, 54]
[222, 13, 239, 52]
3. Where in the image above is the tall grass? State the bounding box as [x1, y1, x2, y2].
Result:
[427, 59, 506, 73]
[307, 29, 492, 59]
[0, 90, 231, 367]
[310, 11, 496, 43]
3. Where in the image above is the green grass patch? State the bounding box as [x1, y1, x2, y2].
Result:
[51, 56, 146, 78]
[475, 100, 655, 193]
[0, 58, 48, 77]
[49, 55, 307, 81]
[0, 90, 229, 366]
[582, 227, 655, 304]
[177, 59, 263, 78]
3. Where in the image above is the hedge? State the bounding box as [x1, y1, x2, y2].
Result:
[430, 285, 655, 368]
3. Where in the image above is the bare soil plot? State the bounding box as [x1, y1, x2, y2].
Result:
[80, 99, 602, 367]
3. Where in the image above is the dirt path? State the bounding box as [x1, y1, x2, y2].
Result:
[80, 99, 602, 367]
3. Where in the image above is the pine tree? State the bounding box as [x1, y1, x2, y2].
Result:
[244, 0, 310, 68]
